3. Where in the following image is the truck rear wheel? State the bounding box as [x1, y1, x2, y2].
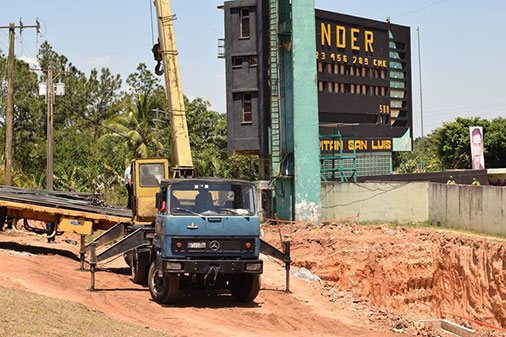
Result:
[148, 261, 179, 304]
[230, 274, 260, 303]
[130, 251, 148, 285]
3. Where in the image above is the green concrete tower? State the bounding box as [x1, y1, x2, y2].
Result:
[292, 0, 321, 221]
[272, 0, 321, 221]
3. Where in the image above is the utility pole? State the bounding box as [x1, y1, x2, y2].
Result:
[46, 67, 54, 190]
[33, 67, 68, 191]
[0, 20, 40, 185]
[5, 23, 14, 186]
[417, 27, 424, 139]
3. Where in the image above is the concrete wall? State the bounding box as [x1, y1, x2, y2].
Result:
[429, 183, 506, 236]
[321, 181, 506, 237]
[321, 181, 429, 223]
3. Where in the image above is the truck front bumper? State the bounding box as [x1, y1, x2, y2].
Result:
[162, 259, 263, 274]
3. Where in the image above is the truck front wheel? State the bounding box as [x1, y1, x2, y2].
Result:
[230, 274, 260, 303]
[148, 261, 179, 304]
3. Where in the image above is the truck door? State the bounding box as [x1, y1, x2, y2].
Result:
[132, 159, 169, 221]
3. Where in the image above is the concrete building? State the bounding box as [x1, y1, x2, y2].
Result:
[220, 0, 413, 220]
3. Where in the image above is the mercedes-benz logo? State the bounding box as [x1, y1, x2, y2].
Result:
[209, 240, 220, 251]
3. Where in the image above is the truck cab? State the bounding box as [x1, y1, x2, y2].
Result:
[149, 178, 262, 304]
[129, 158, 169, 223]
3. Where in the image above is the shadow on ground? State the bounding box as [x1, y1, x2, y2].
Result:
[0, 241, 79, 261]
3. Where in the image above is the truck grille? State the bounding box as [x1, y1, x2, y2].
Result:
[171, 238, 255, 254]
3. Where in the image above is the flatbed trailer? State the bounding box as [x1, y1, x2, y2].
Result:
[0, 184, 291, 295]
[0, 186, 132, 233]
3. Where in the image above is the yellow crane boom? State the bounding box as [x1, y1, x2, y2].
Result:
[153, 0, 194, 178]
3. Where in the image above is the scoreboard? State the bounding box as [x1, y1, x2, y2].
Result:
[316, 10, 412, 150]
[222, 2, 412, 156]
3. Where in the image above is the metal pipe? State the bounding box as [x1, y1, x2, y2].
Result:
[79, 234, 86, 271]
[284, 240, 291, 293]
[417, 27, 424, 138]
[89, 242, 97, 291]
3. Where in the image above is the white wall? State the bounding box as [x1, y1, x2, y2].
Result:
[429, 183, 506, 236]
[321, 182, 429, 223]
[321, 182, 506, 236]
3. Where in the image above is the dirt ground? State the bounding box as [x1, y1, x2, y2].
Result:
[0, 229, 400, 337]
[0, 223, 504, 336]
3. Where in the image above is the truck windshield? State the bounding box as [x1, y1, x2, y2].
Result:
[170, 183, 255, 216]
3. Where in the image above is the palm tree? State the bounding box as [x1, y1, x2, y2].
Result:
[101, 93, 163, 160]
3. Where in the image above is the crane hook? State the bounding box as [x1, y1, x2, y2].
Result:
[152, 39, 164, 76]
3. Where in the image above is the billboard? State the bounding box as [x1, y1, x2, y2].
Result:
[469, 127, 485, 170]
[316, 10, 412, 147]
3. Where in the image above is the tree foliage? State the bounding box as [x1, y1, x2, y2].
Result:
[0, 43, 258, 205]
[430, 117, 506, 169]
[394, 116, 506, 172]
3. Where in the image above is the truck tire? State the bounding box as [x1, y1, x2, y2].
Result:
[130, 251, 148, 285]
[230, 274, 260, 303]
[148, 261, 179, 304]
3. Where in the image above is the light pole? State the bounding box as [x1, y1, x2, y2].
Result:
[417, 27, 424, 139]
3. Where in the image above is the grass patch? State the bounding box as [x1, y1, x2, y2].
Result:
[0, 287, 169, 337]
[357, 220, 436, 229]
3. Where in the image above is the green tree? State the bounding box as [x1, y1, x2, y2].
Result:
[0, 50, 46, 178]
[484, 117, 506, 168]
[101, 93, 162, 160]
[430, 116, 506, 169]
[392, 137, 442, 173]
[84, 68, 122, 139]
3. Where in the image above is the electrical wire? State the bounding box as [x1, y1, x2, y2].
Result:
[319, 0, 449, 33]
[424, 101, 506, 115]
[392, 0, 448, 20]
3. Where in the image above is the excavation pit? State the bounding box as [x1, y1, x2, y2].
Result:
[265, 224, 506, 331]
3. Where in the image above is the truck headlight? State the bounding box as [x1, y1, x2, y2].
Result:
[166, 262, 182, 270]
[245, 263, 262, 271]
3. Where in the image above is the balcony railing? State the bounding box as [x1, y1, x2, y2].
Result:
[218, 38, 225, 59]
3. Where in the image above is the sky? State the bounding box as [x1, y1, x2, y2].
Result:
[0, 0, 506, 138]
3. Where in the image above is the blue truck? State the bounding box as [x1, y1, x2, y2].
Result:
[149, 178, 263, 303]
[86, 162, 289, 304]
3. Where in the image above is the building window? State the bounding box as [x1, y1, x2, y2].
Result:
[240, 8, 250, 38]
[242, 93, 252, 123]
[248, 55, 258, 66]
[232, 56, 242, 68]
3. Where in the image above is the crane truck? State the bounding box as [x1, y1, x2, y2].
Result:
[84, 0, 290, 304]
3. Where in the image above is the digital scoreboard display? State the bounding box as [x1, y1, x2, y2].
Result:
[316, 10, 412, 151]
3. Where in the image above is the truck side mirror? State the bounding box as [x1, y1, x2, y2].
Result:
[155, 192, 164, 210]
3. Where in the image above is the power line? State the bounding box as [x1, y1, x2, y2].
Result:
[326, 0, 449, 32]
[392, 0, 448, 20]
[424, 101, 506, 115]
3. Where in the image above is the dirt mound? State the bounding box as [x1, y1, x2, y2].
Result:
[264, 224, 506, 334]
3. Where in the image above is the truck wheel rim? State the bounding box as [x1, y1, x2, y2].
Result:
[153, 272, 165, 295]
